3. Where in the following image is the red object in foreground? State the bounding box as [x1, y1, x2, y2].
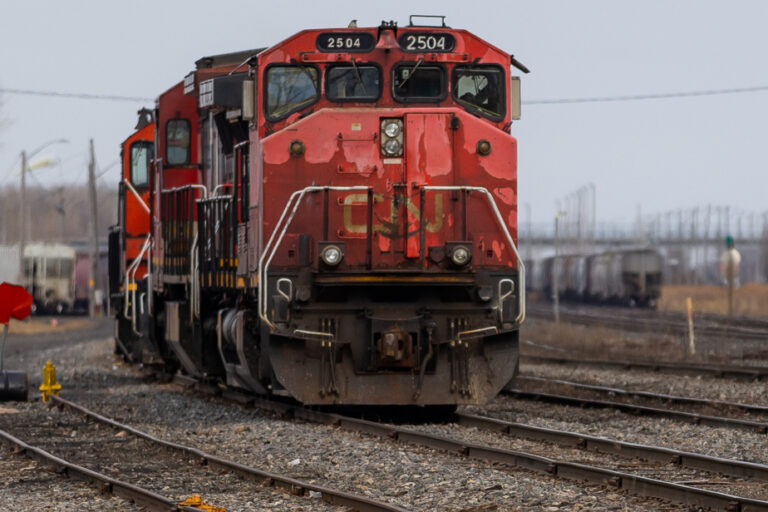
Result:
[0, 282, 34, 325]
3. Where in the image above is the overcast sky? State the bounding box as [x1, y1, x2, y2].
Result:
[1, 0, 766, 226]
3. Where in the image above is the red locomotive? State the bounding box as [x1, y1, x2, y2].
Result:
[110, 17, 528, 406]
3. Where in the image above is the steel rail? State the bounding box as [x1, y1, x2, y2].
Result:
[454, 412, 768, 481]
[529, 302, 768, 331]
[521, 354, 768, 380]
[248, 398, 768, 511]
[527, 304, 768, 341]
[0, 428, 205, 512]
[505, 389, 768, 433]
[174, 380, 768, 512]
[518, 374, 768, 414]
[50, 395, 409, 512]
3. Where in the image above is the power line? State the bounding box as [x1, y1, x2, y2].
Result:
[4, 83, 768, 106]
[0, 87, 153, 103]
[524, 85, 768, 105]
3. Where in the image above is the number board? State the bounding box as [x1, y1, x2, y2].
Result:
[316, 32, 375, 52]
[398, 32, 456, 52]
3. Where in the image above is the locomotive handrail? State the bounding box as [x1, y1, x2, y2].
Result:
[212, 183, 233, 197]
[257, 185, 525, 329]
[122, 178, 150, 214]
[123, 234, 151, 335]
[190, 232, 199, 321]
[258, 185, 371, 330]
[161, 183, 208, 199]
[421, 185, 526, 326]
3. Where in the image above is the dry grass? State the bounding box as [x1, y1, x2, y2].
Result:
[659, 284, 768, 317]
[521, 318, 686, 361]
[4, 317, 94, 335]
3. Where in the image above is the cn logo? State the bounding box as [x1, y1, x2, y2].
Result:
[342, 193, 443, 239]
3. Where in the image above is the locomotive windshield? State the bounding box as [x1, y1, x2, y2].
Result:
[266, 65, 319, 120]
[392, 63, 445, 101]
[326, 64, 380, 101]
[453, 66, 505, 120]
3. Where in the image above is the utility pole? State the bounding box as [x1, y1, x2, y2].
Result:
[18, 151, 27, 286]
[553, 211, 566, 324]
[87, 139, 98, 318]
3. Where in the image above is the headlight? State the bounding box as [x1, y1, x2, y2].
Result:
[383, 122, 401, 138]
[320, 245, 343, 266]
[383, 139, 401, 156]
[477, 286, 493, 302]
[450, 245, 471, 266]
[380, 118, 404, 157]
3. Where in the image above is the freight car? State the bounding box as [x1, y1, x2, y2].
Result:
[534, 248, 663, 308]
[110, 18, 528, 406]
[23, 242, 76, 314]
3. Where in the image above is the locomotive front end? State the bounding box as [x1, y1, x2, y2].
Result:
[245, 22, 526, 405]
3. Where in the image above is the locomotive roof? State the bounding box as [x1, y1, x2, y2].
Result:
[259, 25, 512, 64]
[195, 48, 267, 70]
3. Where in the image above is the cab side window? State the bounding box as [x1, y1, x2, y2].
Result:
[130, 141, 153, 187]
[166, 119, 190, 166]
[452, 66, 505, 120]
[265, 66, 319, 120]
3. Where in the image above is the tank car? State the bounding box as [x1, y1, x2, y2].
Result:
[111, 18, 528, 406]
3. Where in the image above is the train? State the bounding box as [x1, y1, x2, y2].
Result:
[0, 242, 76, 314]
[0, 242, 108, 315]
[109, 18, 528, 406]
[528, 248, 663, 308]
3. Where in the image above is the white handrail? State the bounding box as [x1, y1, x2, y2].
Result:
[212, 183, 233, 197]
[422, 185, 526, 325]
[123, 235, 152, 335]
[257, 186, 370, 329]
[189, 232, 199, 321]
[161, 183, 208, 199]
[123, 179, 150, 214]
[256, 185, 526, 329]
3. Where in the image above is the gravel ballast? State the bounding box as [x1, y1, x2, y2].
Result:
[0, 322, 693, 511]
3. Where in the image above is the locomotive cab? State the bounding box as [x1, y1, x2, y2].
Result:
[109, 109, 154, 361]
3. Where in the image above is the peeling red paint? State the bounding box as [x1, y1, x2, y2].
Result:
[492, 240, 504, 261]
[494, 187, 517, 206]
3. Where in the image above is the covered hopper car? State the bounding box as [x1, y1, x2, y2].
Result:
[533, 248, 663, 308]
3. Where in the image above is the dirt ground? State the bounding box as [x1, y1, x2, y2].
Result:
[3, 316, 95, 335]
[659, 284, 768, 317]
[520, 318, 687, 361]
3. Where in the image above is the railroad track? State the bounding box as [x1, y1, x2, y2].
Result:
[508, 376, 768, 434]
[527, 303, 768, 341]
[519, 374, 768, 415]
[0, 394, 407, 512]
[173, 375, 768, 512]
[521, 352, 768, 380]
